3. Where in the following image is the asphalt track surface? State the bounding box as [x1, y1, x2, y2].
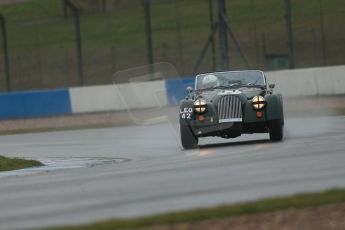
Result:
[1, 116, 345, 229]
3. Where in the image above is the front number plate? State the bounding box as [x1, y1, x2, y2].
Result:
[180, 108, 193, 120]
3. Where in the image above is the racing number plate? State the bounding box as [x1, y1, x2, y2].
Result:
[180, 108, 193, 119]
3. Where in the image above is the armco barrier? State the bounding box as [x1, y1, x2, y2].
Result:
[0, 89, 72, 119]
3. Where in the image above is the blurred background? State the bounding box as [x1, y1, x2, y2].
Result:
[0, 0, 344, 92]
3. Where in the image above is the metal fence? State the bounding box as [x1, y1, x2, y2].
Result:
[0, 0, 344, 92]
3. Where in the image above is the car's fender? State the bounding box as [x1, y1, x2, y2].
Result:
[179, 99, 195, 125]
[265, 94, 284, 122]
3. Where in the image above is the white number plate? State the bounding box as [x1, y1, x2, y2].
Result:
[180, 108, 193, 120]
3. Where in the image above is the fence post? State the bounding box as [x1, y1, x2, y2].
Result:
[218, 0, 229, 70]
[64, 0, 84, 86]
[143, 0, 154, 76]
[209, 0, 216, 71]
[284, 0, 295, 69]
[102, 0, 106, 13]
[64, 51, 70, 86]
[319, 0, 327, 65]
[0, 14, 11, 92]
[111, 47, 116, 75]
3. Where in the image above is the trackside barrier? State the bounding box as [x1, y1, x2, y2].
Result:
[165, 65, 345, 105]
[266, 65, 345, 97]
[0, 89, 72, 119]
[0, 65, 344, 120]
[165, 77, 195, 105]
[70, 80, 168, 114]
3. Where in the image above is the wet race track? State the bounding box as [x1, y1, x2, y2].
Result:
[1, 116, 345, 229]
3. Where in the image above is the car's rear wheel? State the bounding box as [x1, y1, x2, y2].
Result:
[180, 125, 198, 149]
[269, 119, 284, 141]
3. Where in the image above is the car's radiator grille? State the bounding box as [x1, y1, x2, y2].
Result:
[217, 96, 243, 123]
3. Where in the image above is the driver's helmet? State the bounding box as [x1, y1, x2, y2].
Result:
[202, 74, 218, 88]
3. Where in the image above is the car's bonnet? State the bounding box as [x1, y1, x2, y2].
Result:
[199, 87, 265, 102]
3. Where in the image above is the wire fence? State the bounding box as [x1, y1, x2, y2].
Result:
[0, 0, 344, 92]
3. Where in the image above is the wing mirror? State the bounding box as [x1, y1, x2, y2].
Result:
[186, 86, 193, 99]
[269, 83, 275, 89]
[186, 86, 193, 93]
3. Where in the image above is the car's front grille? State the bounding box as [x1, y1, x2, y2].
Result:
[217, 95, 242, 123]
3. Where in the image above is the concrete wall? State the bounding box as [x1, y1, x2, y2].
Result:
[70, 80, 168, 114]
[0, 89, 71, 119]
[266, 65, 345, 97]
[166, 65, 345, 104]
[0, 65, 344, 119]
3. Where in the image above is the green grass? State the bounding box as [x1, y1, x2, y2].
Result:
[0, 0, 345, 91]
[0, 155, 43, 171]
[47, 188, 345, 230]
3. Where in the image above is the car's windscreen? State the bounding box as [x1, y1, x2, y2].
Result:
[195, 71, 265, 90]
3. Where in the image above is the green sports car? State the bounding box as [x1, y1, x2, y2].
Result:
[179, 70, 284, 149]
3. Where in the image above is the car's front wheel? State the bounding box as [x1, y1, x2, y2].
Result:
[180, 125, 198, 149]
[269, 119, 284, 141]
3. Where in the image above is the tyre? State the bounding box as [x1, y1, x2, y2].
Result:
[269, 119, 284, 141]
[180, 125, 198, 149]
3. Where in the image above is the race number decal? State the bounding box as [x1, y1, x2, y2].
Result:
[180, 108, 193, 119]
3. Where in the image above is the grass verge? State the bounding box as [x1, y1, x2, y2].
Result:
[48, 188, 345, 230]
[0, 155, 43, 171]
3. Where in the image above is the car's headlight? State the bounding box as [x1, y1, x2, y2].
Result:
[194, 99, 207, 113]
[252, 96, 266, 110]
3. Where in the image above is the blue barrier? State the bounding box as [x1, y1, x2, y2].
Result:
[165, 77, 195, 105]
[0, 89, 72, 119]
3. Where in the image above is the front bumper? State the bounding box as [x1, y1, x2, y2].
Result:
[191, 120, 269, 137]
[192, 122, 240, 136]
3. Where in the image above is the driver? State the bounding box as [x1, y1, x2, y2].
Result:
[202, 74, 219, 88]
